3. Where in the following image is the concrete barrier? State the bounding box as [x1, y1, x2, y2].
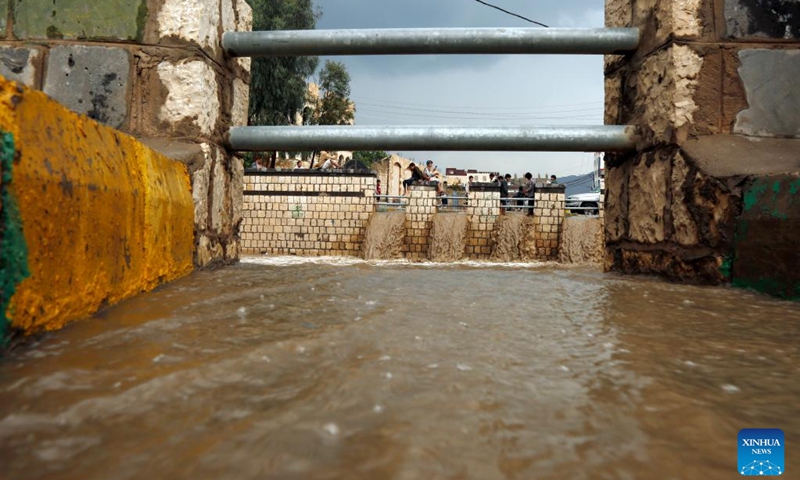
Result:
[0, 78, 194, 343]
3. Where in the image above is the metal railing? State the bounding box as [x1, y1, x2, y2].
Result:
[437, 195, 470, 211]
[229, 126, 636, 152]
[224, 27, 640, 153]
[223, 27, 640, 57]
[376, 195, 408, 211]
[500, 198, 533, 211]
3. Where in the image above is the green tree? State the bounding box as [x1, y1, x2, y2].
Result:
[315, 60, 355, 126]
[353, 151, 389, 167]
[247, 0, 320, 166]
[305, 61, 355, 166]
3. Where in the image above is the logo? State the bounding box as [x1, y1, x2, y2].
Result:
[739, 429, 784, 476]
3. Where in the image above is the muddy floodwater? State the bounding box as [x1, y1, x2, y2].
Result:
[1, 258, 799, 479]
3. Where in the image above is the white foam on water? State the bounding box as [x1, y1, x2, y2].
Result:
[721, 384, 740, 393]
[322, 423, 340, 436]
[241, 255, 555, 270]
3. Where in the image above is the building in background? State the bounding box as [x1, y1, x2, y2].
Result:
[445, 168, 492, 186]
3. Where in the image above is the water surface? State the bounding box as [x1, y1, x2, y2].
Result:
[1, 257, 798, 479]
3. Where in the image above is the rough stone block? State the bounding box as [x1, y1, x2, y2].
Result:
[627, 45, 704, 145]
[0, 46, 45, 88]
[627, 153, 668, 243]
[734, 49, 800, 138]
[43, 45, 130, 129]
[670, 152, 699, 246]
[192, 144, 215, 231]
[157, 59, 220, 137]
[13, 0, 147, 41]
[725, 0, 800, 39]
[209, 151, 233, 237]
[158, 0, 221, 55]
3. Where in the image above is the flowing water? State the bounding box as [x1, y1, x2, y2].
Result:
[363, 212, 406, 260]
[1, 257, 799, 480]
[559, 216, 604, 265]
[428, 214, 469, 262]
[490, 214, 530, 262]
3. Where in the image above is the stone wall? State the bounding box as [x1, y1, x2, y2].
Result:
[1, 0, 252, 268]
[241, 170, 376, 256]
[240, 174, 568, 262]
[404, 183, 438, 260]
[531, 186, 566, 261]
[605, 0, 800, 292]
[465, 184, 501, 260]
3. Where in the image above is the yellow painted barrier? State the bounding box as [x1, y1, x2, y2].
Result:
[0, 78, 194, 338]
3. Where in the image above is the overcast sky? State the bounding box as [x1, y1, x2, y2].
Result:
[313, 0, 606, 178]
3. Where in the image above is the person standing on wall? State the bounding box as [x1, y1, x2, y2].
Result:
[523, 172, 536, 216]
[376, 179, 382, 202]
[499, 174, 510, 210]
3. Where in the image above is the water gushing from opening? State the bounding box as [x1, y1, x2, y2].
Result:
[491, 214, 530, 262]
[363, 212, 406, 260]
[428, 213, 469, 262]
[560, 216, 604, 265]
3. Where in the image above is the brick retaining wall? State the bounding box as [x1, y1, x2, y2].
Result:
[241, 170, 376, 256]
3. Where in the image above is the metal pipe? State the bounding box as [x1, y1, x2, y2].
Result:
[228, 126, 637, 152]
[222, 28, 639, 57]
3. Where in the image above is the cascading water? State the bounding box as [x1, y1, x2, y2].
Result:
[490, 214, 530, 262]
[559, 216, 604, 265]
[362, 212, 407, 260]
[428, 213, 469, 262]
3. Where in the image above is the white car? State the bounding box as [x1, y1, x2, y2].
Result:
[566, 191, 600, 215]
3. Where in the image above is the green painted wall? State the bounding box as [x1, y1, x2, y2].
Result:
[12, 0, 147, 41]
[0, 131, 30, 345]
[0, 2, 8, 37]
[733, 175, 800, 301]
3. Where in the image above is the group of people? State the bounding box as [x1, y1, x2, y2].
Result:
[249, 156, 346, 171]
[398, 163, 560, 216]
[403, 160, 445, 196]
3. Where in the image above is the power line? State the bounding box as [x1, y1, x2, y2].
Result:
[355, 108, 602, 121]
[473, 0, 549, 28]
[351, 96, 601, 111]
[355, 101, 602, 117]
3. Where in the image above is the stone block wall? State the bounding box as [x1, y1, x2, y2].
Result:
[466, 184, 501, 260]
[532, 187, 566, 261]
[1, 0, 252, 268]
[605, 0, 800, 289]
[404, 183, 438, 260]
[240, 171, 376, 256]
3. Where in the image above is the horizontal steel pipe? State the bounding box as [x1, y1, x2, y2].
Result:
[222, 28, 639, 57]
[228, 126, 637, 152]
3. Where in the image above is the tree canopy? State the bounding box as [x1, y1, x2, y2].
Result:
[314, 60, 355, 126]
[247, 0, 320, 126]
[353, 151, 389, 167]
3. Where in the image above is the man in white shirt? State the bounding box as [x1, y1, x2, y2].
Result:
[423, 160, 443, 194]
